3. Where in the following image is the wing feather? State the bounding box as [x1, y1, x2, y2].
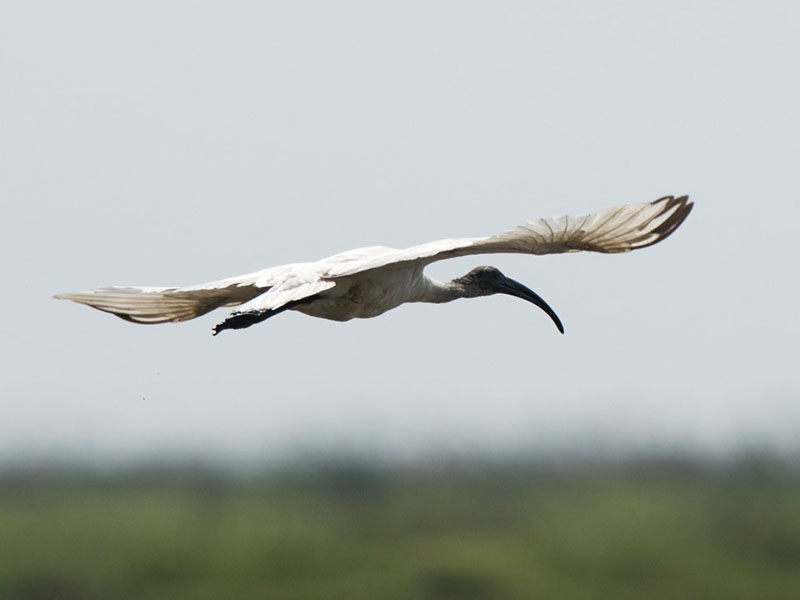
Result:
[53, 286, 255, 324]
[211, 274, 336, 334]
[324, 195, 692, 279]
[53, 265, 296, 324]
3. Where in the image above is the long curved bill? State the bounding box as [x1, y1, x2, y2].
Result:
[498, 277, 564, 334]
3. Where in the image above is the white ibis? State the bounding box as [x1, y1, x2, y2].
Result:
[55, 195, 692, 335]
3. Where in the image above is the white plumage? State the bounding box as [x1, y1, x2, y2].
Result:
[55, 195, 693, 335]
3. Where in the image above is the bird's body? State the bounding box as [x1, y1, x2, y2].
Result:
[55, 195, 693, 335]
[295, 264, 431, 321]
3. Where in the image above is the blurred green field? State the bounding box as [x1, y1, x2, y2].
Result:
[1, 461, 800, 600]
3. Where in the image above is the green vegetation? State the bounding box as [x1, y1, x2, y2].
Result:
[2, 461, 799, 599]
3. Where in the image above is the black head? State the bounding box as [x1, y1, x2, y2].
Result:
[455, 266, 564, 334]
[456, 266, 508, 292]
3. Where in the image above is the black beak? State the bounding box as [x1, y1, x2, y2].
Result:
[497, 277, 564, 334]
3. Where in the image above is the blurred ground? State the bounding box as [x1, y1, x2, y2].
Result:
[1, 459, 799, 600]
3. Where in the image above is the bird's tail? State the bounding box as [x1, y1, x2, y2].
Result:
[54, 284, 260, 325]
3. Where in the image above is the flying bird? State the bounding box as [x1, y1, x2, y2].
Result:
[55, 195, 692, 335]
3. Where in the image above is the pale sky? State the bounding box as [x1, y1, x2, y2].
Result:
[2, 1, 799, 467]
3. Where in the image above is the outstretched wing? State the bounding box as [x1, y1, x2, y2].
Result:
[53, 264, 298, 324]
[323, 195, 692, 279]
[211, 271, 336, 334]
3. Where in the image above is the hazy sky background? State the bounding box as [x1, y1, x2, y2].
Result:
[2, 1, 798, 467]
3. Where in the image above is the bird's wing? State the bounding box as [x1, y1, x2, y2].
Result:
[212, 271, 336, 334]
[234, 277, 336, 314]
[180, 264, 299, 292]
[323, 195, 692, 279]
[54, 264, 298, 324]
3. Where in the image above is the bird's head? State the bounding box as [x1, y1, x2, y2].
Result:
[454, 266, 564, 334]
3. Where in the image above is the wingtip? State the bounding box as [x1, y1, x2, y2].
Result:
[674, 194, 693, 211]
[654, 194, 691, 207]
[632, 194, 693, 250]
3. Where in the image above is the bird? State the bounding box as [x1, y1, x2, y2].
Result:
[55, 195, 692, 336]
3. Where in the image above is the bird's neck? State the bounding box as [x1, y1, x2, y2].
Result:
[416, 276, 476, 304]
